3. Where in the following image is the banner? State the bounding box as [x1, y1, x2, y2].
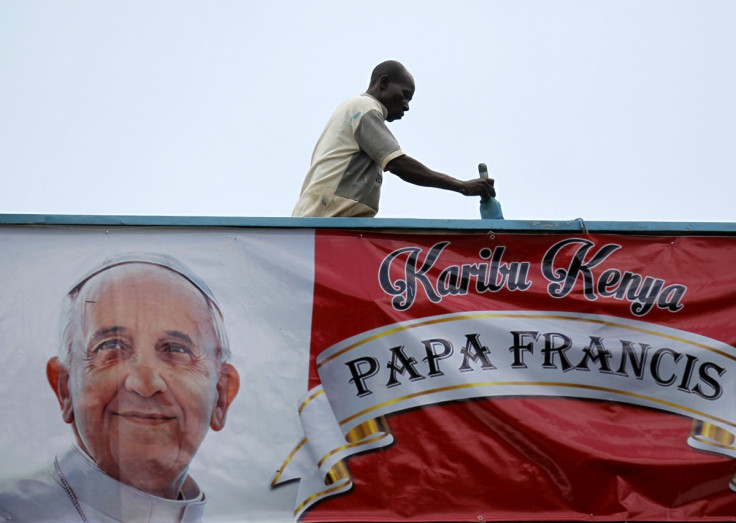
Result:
[1, 224, 735, 522]
[274, 231, 736, 521]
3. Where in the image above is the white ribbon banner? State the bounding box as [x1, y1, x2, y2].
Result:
[274, 311, 736, 520]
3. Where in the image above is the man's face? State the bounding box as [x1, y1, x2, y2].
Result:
[52, 264, 237, 497]
[380, 73, 415, 122]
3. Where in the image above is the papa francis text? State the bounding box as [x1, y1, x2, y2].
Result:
[343, 329, 725, 401]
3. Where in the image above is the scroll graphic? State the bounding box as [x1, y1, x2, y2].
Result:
[273, 311, 736, 520]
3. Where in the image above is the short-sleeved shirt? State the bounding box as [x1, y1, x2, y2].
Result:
[292, 94, 405, 217]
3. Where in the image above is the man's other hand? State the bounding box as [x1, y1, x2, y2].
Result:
[461, 178, 496, 199]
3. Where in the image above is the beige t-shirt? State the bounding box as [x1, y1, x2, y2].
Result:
[292, 94, 405, 217]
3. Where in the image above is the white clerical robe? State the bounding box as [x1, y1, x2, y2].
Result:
[0, 445, 206, 522]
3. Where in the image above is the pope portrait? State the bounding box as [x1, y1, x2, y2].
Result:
[0, 254, 240, 522]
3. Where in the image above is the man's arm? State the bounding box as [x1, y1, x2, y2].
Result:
[386, 155, 496, 200]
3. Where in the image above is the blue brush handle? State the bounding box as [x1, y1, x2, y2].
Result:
[478, 163, 504, 219]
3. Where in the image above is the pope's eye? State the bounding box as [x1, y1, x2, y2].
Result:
[88, 338, 129, 363]
[164, 344, 189, 353]
[160, 343, 195, 360]
[97, 339, 125, 351]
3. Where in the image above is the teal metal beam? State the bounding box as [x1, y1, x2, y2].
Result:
[0, 214, 734, 235]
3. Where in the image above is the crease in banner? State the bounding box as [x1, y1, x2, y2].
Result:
[275, 311, 736, 520]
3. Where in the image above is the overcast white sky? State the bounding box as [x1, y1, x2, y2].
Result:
[1, 1, 734, 223]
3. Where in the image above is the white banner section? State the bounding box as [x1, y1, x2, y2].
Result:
[274, 311, 736, 520]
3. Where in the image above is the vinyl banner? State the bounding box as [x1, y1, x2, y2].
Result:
[274, 230, 736, 522]
[1, 225, 735, 522]
[0, 226, 314, 523]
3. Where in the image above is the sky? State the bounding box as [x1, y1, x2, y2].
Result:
[1, 1, 735, 223]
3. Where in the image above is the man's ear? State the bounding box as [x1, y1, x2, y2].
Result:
[47, 357, 74, 424]
[379, 75, 390, 91]
[210, 363, 240, 431]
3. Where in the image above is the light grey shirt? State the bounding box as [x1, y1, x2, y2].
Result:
[292, 94, 405, 217]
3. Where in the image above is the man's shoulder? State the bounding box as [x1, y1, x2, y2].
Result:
[0, 468, 75, 522]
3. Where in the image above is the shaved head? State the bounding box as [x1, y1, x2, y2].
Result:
[365, 60, 415, 122]
[369, 60, 412, 88]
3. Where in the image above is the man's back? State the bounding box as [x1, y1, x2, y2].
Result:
[292, 94, 403, 217]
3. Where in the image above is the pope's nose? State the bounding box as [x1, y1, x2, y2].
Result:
[124, 363, 166, 397]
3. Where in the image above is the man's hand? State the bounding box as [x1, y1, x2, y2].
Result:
[460, 178, 496, 200]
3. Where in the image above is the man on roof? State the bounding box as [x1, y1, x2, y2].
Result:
[292, 60, 496, 217]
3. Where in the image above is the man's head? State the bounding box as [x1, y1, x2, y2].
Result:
[46, 256, 240, 499]
[367, 60, 415, 122]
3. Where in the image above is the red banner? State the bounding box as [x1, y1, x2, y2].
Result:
[275, 231, 736, 521]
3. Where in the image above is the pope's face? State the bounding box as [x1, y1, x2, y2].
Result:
[50, 264, 237, 498]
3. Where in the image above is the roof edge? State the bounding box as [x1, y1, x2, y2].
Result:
[1, 214, 734, 235]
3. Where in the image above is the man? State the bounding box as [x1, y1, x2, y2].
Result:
[0, 254, 240, 522]
[292, 60, 496, 217]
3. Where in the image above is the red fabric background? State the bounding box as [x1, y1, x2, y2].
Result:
[304, 231, 736, 521]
